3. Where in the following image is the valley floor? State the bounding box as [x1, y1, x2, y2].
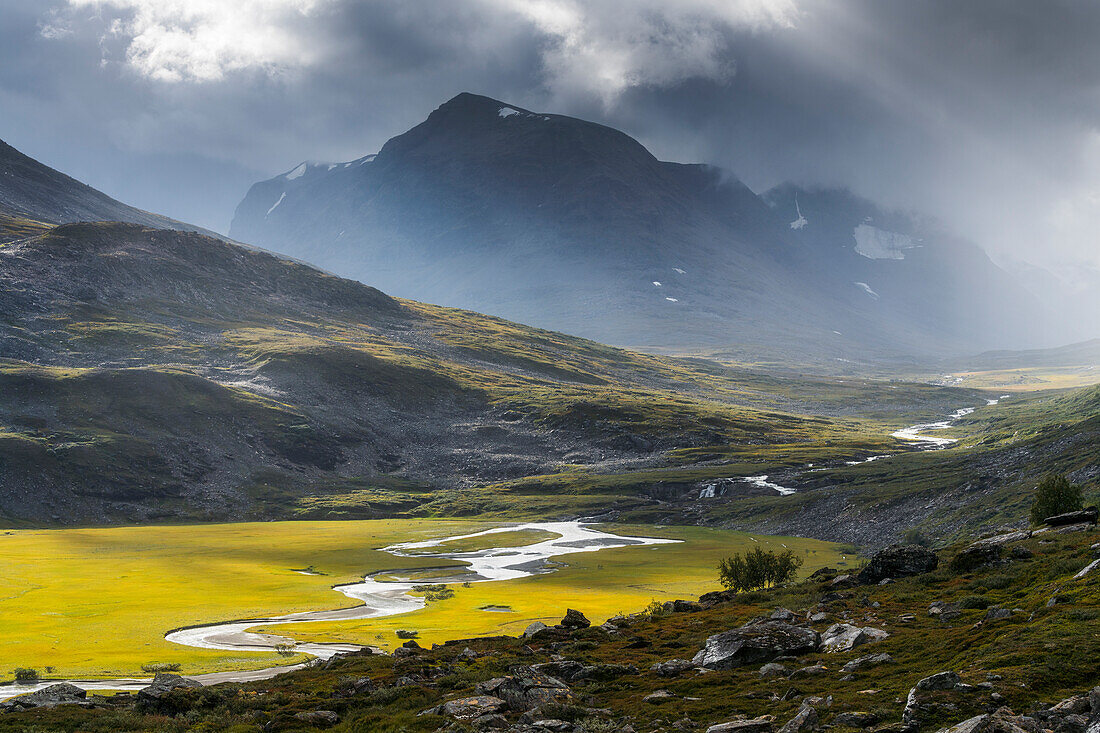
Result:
[0, 520, 845, 682]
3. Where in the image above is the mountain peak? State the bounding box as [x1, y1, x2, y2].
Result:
[435, 92, 530, 117]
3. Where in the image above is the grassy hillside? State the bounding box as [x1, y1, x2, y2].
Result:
[0, 222, 989, 533]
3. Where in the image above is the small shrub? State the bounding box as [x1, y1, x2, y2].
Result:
[641, 599, 667, 617]
[1030, 474, 1083, 525]
[958, 595, 991, 610]
[719, 548, 803, 592]
[981, 573, 1016, 590]
[273, 642, 295, 657]
[902, 527, 932, 547]
[14, 668, 38, 682]
[141, 662, 182, 673]
[395, 629, 419, 639]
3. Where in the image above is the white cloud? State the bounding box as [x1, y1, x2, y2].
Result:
[53, 0, 797, 95]
[59, 0, 333, 82]
[495, 0, 798, 102]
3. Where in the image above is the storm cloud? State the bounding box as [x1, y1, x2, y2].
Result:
[2, 0, 1098, 281]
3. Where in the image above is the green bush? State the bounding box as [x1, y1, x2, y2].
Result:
[719, 547, 803, 592]
[141, 662, 182, 673]
[1030, 474, 1083, 525]
[902, 527, 932, 547]
[14, 668, 38, 682]
[958, 595, 990, 609]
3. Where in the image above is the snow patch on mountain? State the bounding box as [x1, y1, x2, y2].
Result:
[853, 224, 918, 260]
[854, 281, 880, 299]
[498, 107, 521, 118]
[266, 192, 286, 216]
[285, 163, 307, 181]
[789, 197, 807, 230]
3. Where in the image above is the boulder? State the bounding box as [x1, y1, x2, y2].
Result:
[841, 652, 894, 674]
[560, 608, 590, 629]
[759, 663, 789, 677]
[929, 601, 962, 621]
[706, 715, 775, 733]
[644, 690, 675, 703]
[778, 706, 818, 733]
[951, 545, 1004, 572]
[1044, 507, 1099, 527]
[471, 713, 508, 729]
[984, 607, 1012, 621]
[571, 663, 637, 682]
[790, 664, 827, 679]
[858, 545, 939, 584]
[771, 608, 799, 622]
[136, 673, 202, 713]
[971, 531, 1031, 547]
[293, 710, 339, 727]
[476, 667, 571, 711]
[332, 676, 375, 697]
[664, 599, 704, 613]
[936, 712, 1040, 733]
[532, 660, 586, 682]
[917, 671, 962, 691]
[699, 589, 739, 608]
[1, 683, 89, 710]
[440, 696, 507, 720]
[1073, 559, 1100, 580]
[523, 621, 548, 637]
[652, 658, 696, 677]
[693, 621, 820, 670]
[904, 672, 963, 727]
[819, 623, 889, 653]
[834, 712, 879, 728]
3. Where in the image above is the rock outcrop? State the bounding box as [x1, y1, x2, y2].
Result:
[820, 623, 889, 653]
[858, 545, 939, 584]
[693, 621, 819, 670]
[0, 683, 89, 711]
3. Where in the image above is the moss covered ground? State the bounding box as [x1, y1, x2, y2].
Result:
[3, 523, 1095, 732]
[0, 520, 843, 681]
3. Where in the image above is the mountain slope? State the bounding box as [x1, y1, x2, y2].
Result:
[6, 221, 971, 526]
[231, 92, 1053, 358]
[762, 185, 1064, 352]
[0, 138, 212, 240]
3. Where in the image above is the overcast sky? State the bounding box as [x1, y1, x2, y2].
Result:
[2, 0, 1098, 274]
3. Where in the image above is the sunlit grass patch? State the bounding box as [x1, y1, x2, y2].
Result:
[261, 525, 845, 651]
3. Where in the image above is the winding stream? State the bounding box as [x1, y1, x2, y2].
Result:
[1, 401, 1005, 702]
[701, 399, 1000, 498]
[0, 522, 677, 701]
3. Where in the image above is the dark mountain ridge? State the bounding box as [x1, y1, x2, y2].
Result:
[231, 93, 1059, 359]
[0, 138, 213, 240]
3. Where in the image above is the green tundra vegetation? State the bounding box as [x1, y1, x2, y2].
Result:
[2, 521, 1095, 733]
[0, 520, 844, 680]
